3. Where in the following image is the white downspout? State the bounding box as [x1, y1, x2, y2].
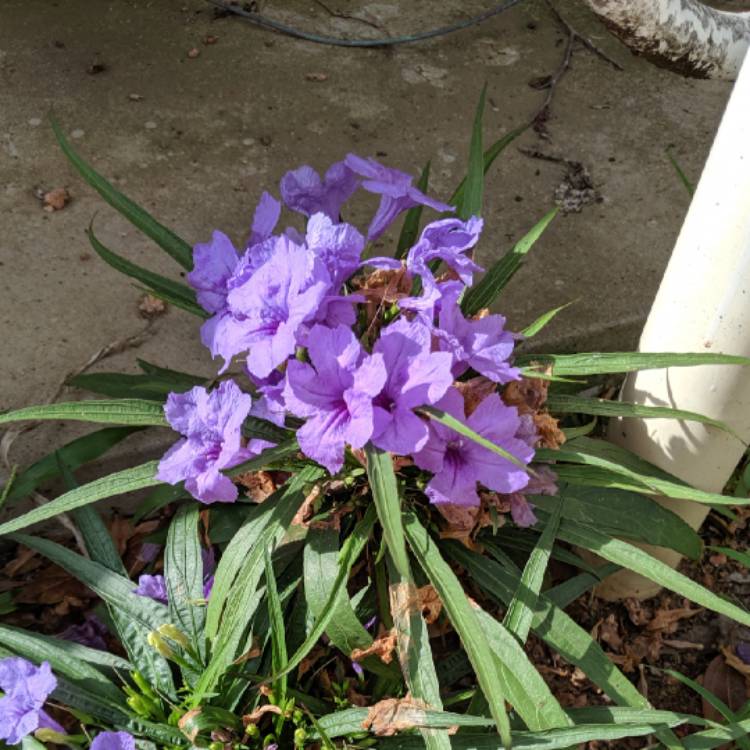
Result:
[596, 50, 750, 601]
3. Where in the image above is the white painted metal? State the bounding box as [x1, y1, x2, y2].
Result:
[597, 48, 750, 600]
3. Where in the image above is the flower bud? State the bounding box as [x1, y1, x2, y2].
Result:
[147, 630, 175, 659]
[158, 623, 190, 648]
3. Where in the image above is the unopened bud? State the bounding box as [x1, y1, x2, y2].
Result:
[34, 729, 69, 744]
[158, 623, 190, 648]
[147, 630, 175, 659]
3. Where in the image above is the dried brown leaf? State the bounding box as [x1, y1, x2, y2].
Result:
[361, 696, 432, 736]
[242, 704, 283, 726]
[351, 627, 398, 665]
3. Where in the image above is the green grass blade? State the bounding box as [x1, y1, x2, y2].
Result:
[403, 512, 512, 747]
[51, 117, 193, 270]
[682, 717, 750, 750]
[503, 499, 561, 643]
[0, 399, 167, 427]
[516, 351, 750, 376]
[4, 426, 141, 505]
[545, 393, 740, 440]
[165, 504, 206, 661]
[462, 208, 558, 316]
[87, 225, 207, 318]
[421, 406, 528, 470]
[458, 85, 486, 220]
[0, 461, 162, 536]
[544, 563, 621, 609]
[708, 545, 750, 568]
[396, 161, 431, 259]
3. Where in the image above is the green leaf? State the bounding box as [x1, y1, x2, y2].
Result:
[0, 623, 125, 704]
[551, 512, 750, 626]
[242, 415, 293, 445]
[421, 406, 528, 471]
[0, 399, 167, 427]
[449, 123, 527, 209]
[666, 147, 695, 197]
[165, 504, 206, 660]
[531, 485, 703, 560]
[0, 461, 162, 536]
[303, 526, 394, 678]
[544, 563, 621, 609]
[9, 534, 170, 630]
[88, 225, 207, 318]
[538, 436, 744, 507]
[365, 444, 411, 581]
[682, 717, 750, 750]
[52, 117, 193, 270]
[396, 162, 431, 259]
[196, 467, 323, 702]
[503, 498, 561, 643]
[264, 545, 288, 705]
[133, 482, 189, 524]
[708, 545, 750, 568]
[459, 85, 486, 220]
[68, 372, 204, 400]
[462, 208, 558, 316]
[545, 393, 739, 440]
[517, 351, 750, 376]
[4, 426, 141, 504]
[403, 512, 512, 746]
[521, 301, 574, 338]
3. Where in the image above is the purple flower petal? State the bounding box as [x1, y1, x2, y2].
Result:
[0, 658, 58, 745]
[249, 191, 281, 246]
[188, 230, 240, 314]
[91, 731, 136, 750]
[134, 574, 168, 604]
[280, 160, 358, 220]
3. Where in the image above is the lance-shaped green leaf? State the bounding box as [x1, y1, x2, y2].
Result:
[458, 84, 486, 220]
[87, 225, 207, 317]
[52, 117, 193, 270]
[521, 301, 575, 338]
[545, 393, 739, 439]
[0, 399, 167, 427]
[0, 461, 162, 536]
[4, 426, 141, 505]
[462, 208, 558, 316]
[516, 350, 750, 376]
[68, 371, 202, 400]
[404, 512, 513, 746]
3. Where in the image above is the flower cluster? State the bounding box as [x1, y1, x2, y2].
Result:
[158, 154, 549, 519]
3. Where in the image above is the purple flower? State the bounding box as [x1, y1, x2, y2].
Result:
[59, 613, 108, 650]
[217, 237, 331, 377]
[248, 191, 281, 247]
[0, 658, 64, 745]
[137, 542, 162, 563]
[188, 230, 240, 314]
[157, 380, 254, 504]
[91, 731, 136, 750]
[280, 161, 358, 220]
[305, 212, 365, 288]
[509, 494, 538, 528]
[203, 575, 215, 599]
[413, 388, 533, 506]
[134, 574, 168, 604]
[344, 154, 453, 241]
[737, 642, 750, 665]
[436, 284, 521, 384]
[283, 324, 386, 474]
[406, 217, 483, 295]
[370, 318, 454, 455]
[352, 661, 364, 678]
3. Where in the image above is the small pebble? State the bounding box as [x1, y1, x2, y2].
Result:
[28, 117, 42, 127]
[128, 93, 143, 101]
[145, 121, 157, 130]
[71, 128, 85, 139]
[187, 47, 200, 59]
[242, 137, 255, 146]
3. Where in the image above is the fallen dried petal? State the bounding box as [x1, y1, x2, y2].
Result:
[362, 696, 432, 736]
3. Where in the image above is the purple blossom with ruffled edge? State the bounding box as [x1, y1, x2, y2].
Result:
[59, 613, 108, 650]
[248, 191, 281, 247]
[209, 237, 330, 377]
[406, 216, 483, 297]
[435, 283, 521, 384]
[284, 324, 386, 474]
[0, 658, 64, 745]
[188, 230, 240, 314]
[134, 574, 168, 604]
[157, 380, 254, 504]
[91, 731, 136, 750]
[507, 466, 559, 528]
[413, 388, 533, 507]
[344, 154, 453, 241]
[280, 161, 358, 220]
[305, 212, 365, 288]
[370, 318, 454, 455]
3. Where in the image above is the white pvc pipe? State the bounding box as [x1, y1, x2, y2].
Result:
[597, 50, 750, 601]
